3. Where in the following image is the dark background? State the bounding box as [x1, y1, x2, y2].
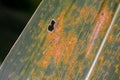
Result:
[0, 0, 42, 65]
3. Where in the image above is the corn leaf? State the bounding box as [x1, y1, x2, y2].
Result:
[0, 0, 120, 80]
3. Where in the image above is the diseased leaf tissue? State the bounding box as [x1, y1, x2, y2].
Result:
[0, 0, 120, 80]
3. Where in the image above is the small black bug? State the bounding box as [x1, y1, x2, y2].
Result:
[48, 19, 55, 32]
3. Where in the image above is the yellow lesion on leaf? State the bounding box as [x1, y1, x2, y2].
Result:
[30, 68, 35, 76]
[99, 55, 104, 64]
[80, 5, 89, 20]
[115, 64, 119, 73]
[33, 77, 40, 80]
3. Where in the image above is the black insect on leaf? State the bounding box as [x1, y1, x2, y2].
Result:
[48, 19, 55, 32]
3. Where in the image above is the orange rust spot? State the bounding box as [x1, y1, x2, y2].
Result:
[44, 73, 55, 80]
[78, 61, 83, 67]
[54, 12, 65, 33]
[85, 52, 94, 59]
[94, 0, 97, 2]
[37, 57, 50, 68]
[65, 75, 72, 80]
[108, 35, 114, 42]
[38, 19, 46, 30]
[33, 77, 40, 80]
[80, 5, 89, 19]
